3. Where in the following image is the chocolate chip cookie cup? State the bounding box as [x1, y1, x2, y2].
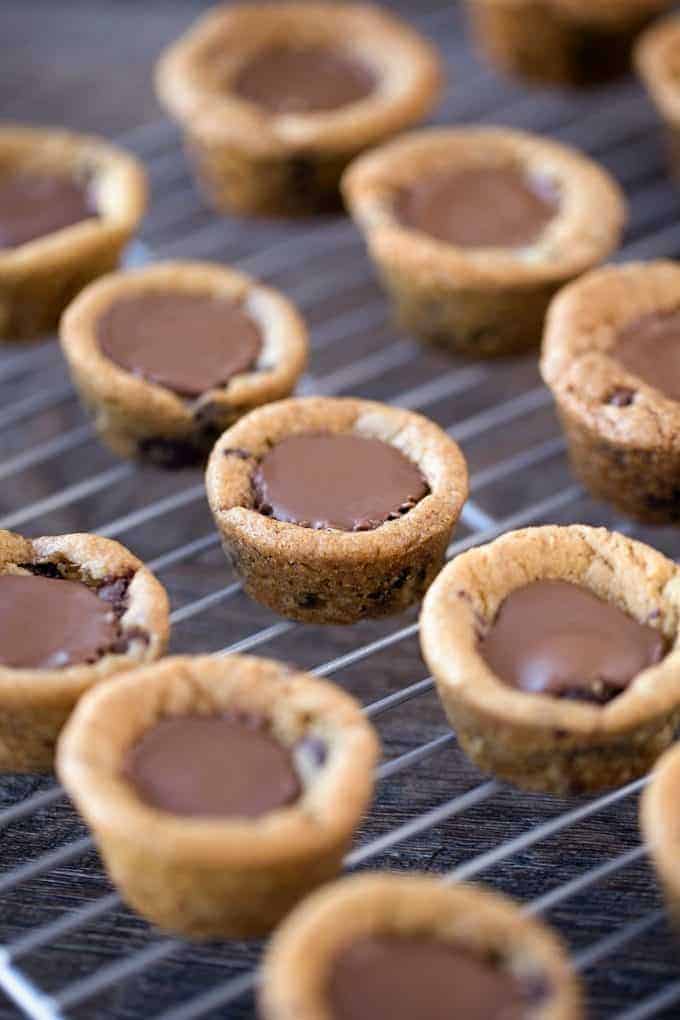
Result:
[640, 741, 680, 927]
[154, 3, 442, 217]
[469, 0, 670, 88]
[342, 127, 625, 357]
[542, 260, 680, 523]
[205, 396, 468, 625]
[0, 528, 169, 772]
[636, 15, 680, 180]
[259, 873, 583, 1020]
[0, 124, 147, 341]
[60, 261, 308, 468]
[57, 654, 379, 939]
[421, 525, 680, 796]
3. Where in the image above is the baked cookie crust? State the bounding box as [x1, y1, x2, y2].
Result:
[420, 525, 680, 795]
[342, 127, 625, 357]
[469, 0, 671, 87]
[205, 396, 469, 625]
[0, 528, 169, 772]
[636, 15, 680, 180]
[259, 872, 583, 1020]
[154, 3, 442, 216]
[60, 260, 308, 468]
[542, 260, 680, 524]
[57, 654, 379, 938]
[640, 740, 680, 927]
[0, 124, 146, 341]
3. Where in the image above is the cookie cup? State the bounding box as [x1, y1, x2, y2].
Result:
[640, 741, 680, 927]
[259, 873, 583, 1020]
[57, 654, 379, 938]
[60, 261, 308, 468]
[636, 15, 680, 181]
[542, 260, 680, 524]
[421, 525, 680, 795]
[342, 127, 625, 357]
[205, 396, 469, 625]
[469, 0, 670, 87]
[0, 529, 169, 772]
[154, 3, 442, 217]
[0, 124, 146, 341]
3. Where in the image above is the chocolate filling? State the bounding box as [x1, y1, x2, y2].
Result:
[479, 580, 666, 704]
[252, 432, 429, 532]
[96, 293, 262, 399]
[0, 172, 96, 248]
[395, 166, 558, 249]
[328, 936, 532, 1020]
[613, 309, 680, 403]
[232, 46, 376, 115]
[0, 572, 120, 670]
[123, 713, 303, 818]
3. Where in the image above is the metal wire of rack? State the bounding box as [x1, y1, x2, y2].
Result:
[2, 3, 680, 1018]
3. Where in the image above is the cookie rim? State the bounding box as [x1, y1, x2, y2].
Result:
[342, 126, 626, 288]
[420, 524, 680, 739]
[154, 2, 443, 157]
[57, 653, 379, 867]
[205, 395, 469, 568]
[259, 871, 583, 1020]
[59, 260, 309, 437]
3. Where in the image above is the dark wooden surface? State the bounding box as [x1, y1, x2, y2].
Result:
[2, 2, 680, 1018]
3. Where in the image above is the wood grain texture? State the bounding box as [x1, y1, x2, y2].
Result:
[1, 1, 680, 1018]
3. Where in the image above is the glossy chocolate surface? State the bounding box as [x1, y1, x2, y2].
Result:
[252, 432, 428, 531]
[0, 172, 96, 248]
[328, 936, 527, 1020]
[0, 573, 117, 670]
[395, 166, 557, 249]
[232, 46, 375, 114]
[613, 309, 680, 403]
[480, 580, 665, 703]
[97, 292, 262, 398]
[124, 713, 301, 818]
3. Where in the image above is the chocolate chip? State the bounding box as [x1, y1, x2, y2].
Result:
[20, 561, 62, 579]
[108, 626, 150, 655]
[138, 436, 202, 470]
[223, 448, 252, 460]
[607, 387, 635, 407]
[298, 592, 321, 609]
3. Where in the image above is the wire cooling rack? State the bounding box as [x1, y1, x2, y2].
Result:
[3, 4, 680, 1018]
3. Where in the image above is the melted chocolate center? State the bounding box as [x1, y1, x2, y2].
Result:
[613, 309, 680, 403]
[96, 293, 262, 398]
[252, 432, 429, 532]
[328, 937, 529, 1020]
[480, 580, 666, 704]
[395, 166, 558, 249]
[0, 574, 117, 670]
[0, 172, 96, 248]
[232, 46, 375, 114]
[123, 714, 301, 818]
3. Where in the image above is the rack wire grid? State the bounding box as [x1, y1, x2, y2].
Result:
[3, 2, 680, 1018]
